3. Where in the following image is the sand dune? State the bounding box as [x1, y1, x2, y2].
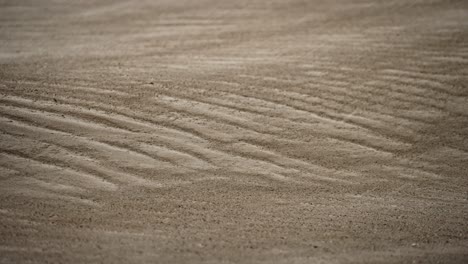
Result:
[1, 0, 467, 263]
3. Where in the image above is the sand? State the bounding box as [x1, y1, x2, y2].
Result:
[0, 0, 467, 263]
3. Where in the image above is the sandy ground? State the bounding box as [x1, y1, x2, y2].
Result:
[1, 0, 468, 263]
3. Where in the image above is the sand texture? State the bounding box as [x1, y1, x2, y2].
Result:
[1, 0, 468, 263]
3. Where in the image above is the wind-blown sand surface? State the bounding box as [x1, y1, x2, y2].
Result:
[1, 0, 467, 263]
